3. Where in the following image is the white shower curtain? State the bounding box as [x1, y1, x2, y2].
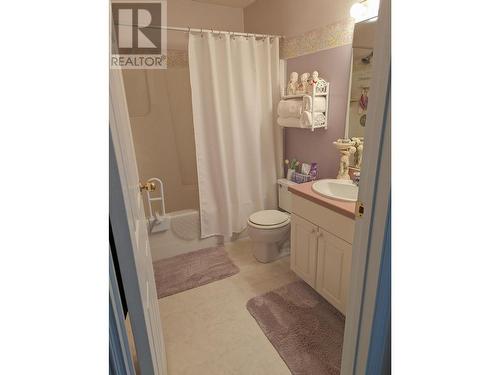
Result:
[188, 33, 282, 239]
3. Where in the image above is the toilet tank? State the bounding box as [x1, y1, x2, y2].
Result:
[277, 178, 297, 213]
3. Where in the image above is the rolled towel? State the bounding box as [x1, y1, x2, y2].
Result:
[303, 95, 327, 112]
[277, 117, 302, 128]
[277, 99, 303, 118]
[300, 111, 326, 127]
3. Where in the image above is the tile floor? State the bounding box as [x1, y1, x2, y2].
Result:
[158, 238, 299, 375]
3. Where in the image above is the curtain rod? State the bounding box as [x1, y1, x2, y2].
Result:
[167, 26, 282, 39]
[115, 23, 281, 38]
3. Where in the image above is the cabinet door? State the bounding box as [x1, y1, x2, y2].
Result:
[290, 214, 318, 288]
[316, 228, 353, 314]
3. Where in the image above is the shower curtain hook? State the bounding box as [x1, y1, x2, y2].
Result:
[200, 28, 204, 37]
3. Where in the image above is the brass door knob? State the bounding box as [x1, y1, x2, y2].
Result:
[139, 181, 156, 193]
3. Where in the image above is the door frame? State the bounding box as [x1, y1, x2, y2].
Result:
[341, 0, 391, 374]
[110, 67, 167, 374]
[110, 131, 158, 375]
[109, 248, 136, 375]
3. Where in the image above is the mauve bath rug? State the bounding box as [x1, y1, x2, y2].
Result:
[247, 280, 345, 375]
[153, 246, 239, 298]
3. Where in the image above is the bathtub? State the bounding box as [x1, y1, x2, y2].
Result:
[148, 209, 222, 261]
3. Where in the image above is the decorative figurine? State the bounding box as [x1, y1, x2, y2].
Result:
[287, 72, 299, 95]
[311, 70, 319, 84]
[351, 137, 364, 169]
[296, 72, 310, 94]
[307, 71, 320, 94]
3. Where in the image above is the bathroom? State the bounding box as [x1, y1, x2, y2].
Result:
[8, 0, 500, 372]
[116, 0, 387, 373]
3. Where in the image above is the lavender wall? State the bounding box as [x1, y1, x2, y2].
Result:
[285, 45, 352, 179]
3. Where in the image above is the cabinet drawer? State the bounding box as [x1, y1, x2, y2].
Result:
[291, 195, 355, 244]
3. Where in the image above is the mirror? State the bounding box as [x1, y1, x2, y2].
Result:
[345, 19, 378, 141]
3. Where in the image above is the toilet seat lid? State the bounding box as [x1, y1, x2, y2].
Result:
[249, 210, 289, 227]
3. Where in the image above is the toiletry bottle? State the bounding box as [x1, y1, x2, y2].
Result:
[310, 163, 318, 180]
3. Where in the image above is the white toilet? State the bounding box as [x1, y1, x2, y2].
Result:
[247, 179, 296, 263]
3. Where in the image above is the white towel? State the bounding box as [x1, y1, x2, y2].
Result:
[300, 111, 326, 127]
[303, 95, 327, 112]
[277, 99, 303, 118]
[277, 117, 302, 128]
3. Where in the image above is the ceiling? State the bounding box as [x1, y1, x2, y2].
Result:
[192, 0, 257, 8]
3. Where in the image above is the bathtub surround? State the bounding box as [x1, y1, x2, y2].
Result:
[189, 33, 282, 239]
[123, 0, 245, 215]
[123, 65, 200, 213]
[247, 280, 345, 375]
[153, 246, 239, 298]
[148, 208, 221, 261]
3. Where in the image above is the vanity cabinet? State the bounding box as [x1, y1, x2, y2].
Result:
[290, 195, 355, 314]
[290, 214, 318, 288]
[316, 229, 352, 312]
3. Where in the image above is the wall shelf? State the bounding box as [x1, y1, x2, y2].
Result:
[278, 79, 330, 132]
[282, 93, 328, 100]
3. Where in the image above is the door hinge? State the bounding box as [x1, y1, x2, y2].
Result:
[355, 201, 365, 218]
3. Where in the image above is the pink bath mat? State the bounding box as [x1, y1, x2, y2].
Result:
[153, 246, 239, 298]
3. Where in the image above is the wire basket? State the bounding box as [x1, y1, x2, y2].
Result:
[291, 171, 317, 184]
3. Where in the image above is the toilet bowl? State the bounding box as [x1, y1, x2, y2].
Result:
[247, 210, 291, 263]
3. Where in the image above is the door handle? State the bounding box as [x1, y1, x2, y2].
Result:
[139, 181, 156, 193]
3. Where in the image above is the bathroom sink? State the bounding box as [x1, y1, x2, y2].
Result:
[312, 179, 359, 202]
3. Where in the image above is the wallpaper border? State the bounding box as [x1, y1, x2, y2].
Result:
[280, 18, 355, 60]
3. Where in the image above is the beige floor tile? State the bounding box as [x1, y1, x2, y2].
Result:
[173, 358, 235, 375]
[159, 238, 293, 375]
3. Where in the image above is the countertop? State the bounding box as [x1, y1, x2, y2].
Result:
[288, 181, 357, 219]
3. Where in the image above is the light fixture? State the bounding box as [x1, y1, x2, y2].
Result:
[350, 2, 368, 21]
[368, 0, 380, 13]
[350, 0, 379, 22]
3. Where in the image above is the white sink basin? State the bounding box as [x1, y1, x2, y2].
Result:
[312, 179, 359, 202]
